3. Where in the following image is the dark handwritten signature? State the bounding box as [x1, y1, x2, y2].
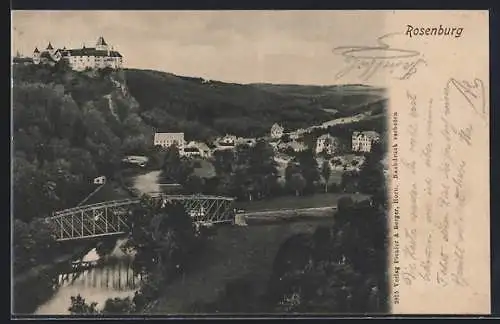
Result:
[332, 33, 427, 81]
[446, 78, 487, 123]
[333, 33, 420, 59]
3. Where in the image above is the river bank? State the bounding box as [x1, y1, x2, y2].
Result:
[23, 170, 161, 315]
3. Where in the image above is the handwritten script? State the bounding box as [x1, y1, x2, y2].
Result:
[392, 75, 487, 306]
[332, 33, 428, 81]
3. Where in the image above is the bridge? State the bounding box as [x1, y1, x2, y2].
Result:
[55, 258, 143, 291]
[47, 193, 236, 242]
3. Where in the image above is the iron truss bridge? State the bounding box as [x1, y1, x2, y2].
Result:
[47, 194, 236, 242]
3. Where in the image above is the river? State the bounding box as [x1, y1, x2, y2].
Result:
[33, 171, 161, 315]
[34, 239, 140, 315]
[31, 106, 378, 315]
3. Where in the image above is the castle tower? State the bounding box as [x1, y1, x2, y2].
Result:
[96, 36, 109, 51]
[46, 42, 55, 55]
[33, 47, 40, 64]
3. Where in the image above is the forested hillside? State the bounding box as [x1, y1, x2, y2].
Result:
[125, 69, 385, 140]
[13, 64, 385, 223]
[12, 62, 151, 223]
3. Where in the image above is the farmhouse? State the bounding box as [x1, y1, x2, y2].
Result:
[154, 132, 185, 149]
[352, 131, 380, 153]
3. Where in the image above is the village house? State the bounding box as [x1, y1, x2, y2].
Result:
[236, 137, 257, 147]
[270, 123, 284, 139]
[315, 134, 340, 155]
[330, 154, 365, 172]
[278, 140, 307, 153]
[352, 131, 380, 152]
[182, 141, 212, 158]
[214, 134, 237, 149]
[154, 132, 185, 149]
[284, 128, 308, 141]
[93, 176, 106, 185]
[31, 37, 123, 71]
[122, 155, 149, 167]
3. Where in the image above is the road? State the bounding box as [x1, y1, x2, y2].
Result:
[132, 170, 161, 195]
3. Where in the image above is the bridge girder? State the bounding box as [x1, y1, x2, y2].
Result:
[48, 195, 235, 242]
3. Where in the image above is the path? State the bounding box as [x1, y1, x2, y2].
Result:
[132, 170, 161, 195]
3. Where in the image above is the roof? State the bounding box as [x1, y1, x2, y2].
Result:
[353, 131, 380, 139]
[47, 42, 53, 50]
[279, 140, 306, 150]
[183, 147, 200, 153]
[13, 57, 33, 64]
[186, 141, 211, 151]
[154, 132, 185, 141]
[64, 47, 122, 58]
[96, 36, 108, 46]
[33, 47, 39, 53]
[123, 155, 148, 163]
[40, 52, 57, 61]
[236, 137, 256, 145]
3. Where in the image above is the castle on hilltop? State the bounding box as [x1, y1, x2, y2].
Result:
[27, 36, 123, 71]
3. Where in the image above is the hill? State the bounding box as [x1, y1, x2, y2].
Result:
[124, 69, 386, 140]
[12, 62, 152, 222]
[12, 63, 387, 223]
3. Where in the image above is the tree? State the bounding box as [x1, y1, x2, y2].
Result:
[358, 142, 387, 209]
[124, 196, 201, 288]
[265, 190, 389, 314]
[212, 149, 235, 176]
[321, 160, 332, 193]
[295, 149, 320, 193]
[68, 295, 99, 315]
[246, 140, 279, 200]
[289, 173, 306, 197]
[184, 174, 205, 194]
[162, 144, 193, 184]
[102, 297, 135, 314]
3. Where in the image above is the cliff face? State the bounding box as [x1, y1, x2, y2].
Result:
[12, 63, 151, 221]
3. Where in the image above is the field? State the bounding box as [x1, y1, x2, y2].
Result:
[151, 218, 334, 314]
[235, 192, 369, 212]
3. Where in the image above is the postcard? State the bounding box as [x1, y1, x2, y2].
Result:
[11, 10, 490, 316]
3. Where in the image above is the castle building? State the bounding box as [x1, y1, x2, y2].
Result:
[32, 37, 123, 71]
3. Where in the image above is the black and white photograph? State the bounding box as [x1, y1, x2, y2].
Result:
[12, 11, 390, 316]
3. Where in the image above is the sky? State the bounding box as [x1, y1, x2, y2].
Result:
[12, 11, 387, 85]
